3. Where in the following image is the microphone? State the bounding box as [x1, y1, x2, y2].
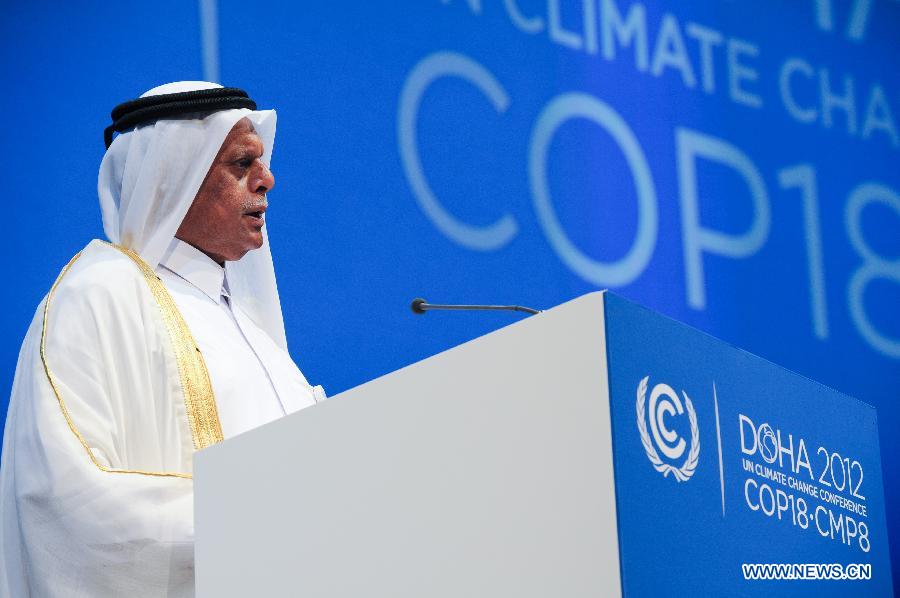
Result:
[410, 297, 541, 316]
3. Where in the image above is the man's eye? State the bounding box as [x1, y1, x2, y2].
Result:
[235, 159, 253, 169]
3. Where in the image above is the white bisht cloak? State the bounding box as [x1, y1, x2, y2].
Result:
[0, 81, 282, 597]
[0, 240, 210, 596]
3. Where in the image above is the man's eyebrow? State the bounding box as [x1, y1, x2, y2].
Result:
[226, 145, 264, 159]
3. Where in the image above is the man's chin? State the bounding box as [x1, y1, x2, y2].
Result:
[229, 238, 264, 261]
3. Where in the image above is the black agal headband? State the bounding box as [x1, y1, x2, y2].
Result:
[104, 87, 257, 148]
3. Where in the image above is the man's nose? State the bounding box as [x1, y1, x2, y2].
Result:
[254, 162, 275, 194]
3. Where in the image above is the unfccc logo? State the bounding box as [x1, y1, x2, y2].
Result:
[635, 376, 700, 482]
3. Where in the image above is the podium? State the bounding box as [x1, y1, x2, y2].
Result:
[194, 292, 893, 596]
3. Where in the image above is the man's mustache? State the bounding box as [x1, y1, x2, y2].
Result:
[240, 196, 268, 212]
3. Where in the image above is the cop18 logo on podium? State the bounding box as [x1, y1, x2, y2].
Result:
[635, 376, 700, 482]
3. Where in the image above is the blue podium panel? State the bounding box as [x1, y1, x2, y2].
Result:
[603, 292, 892, 595]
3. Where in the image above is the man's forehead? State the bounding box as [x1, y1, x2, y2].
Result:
[229, 117, 256, 135]
[220, 119, 263, 153]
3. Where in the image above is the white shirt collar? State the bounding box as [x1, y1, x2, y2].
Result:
[158, 238, 227, 304]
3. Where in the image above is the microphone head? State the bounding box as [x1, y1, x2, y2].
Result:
[410, 297, 428, 314]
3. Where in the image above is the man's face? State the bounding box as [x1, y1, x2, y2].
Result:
[176, 117, 275, 264]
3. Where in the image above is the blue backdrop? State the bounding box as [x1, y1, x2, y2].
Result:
[2, 0, 898, 582]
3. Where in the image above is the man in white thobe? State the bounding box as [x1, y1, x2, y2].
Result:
[0, 81, 323, 597]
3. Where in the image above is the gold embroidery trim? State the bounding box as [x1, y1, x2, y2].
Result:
[103, 242, 224, 450]
[40, 242, 224, 479]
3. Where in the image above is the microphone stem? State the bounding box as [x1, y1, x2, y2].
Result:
[421, 303, 541, 315]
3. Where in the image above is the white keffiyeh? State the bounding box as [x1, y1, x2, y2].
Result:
[99, 81, 287, 350]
